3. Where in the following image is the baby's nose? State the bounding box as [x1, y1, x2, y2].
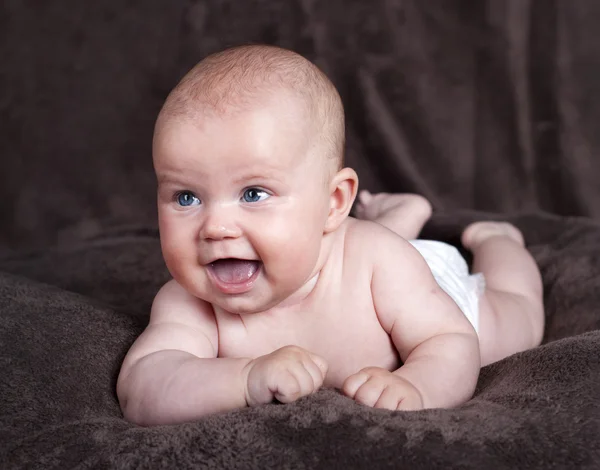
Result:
[199, 207, 241, 240]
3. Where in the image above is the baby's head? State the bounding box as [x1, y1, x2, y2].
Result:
[153, 45, 358, 314]
[157, 44, 345, 173]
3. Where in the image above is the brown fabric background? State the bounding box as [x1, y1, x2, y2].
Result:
[2, 1, 600, 469]
[2, 0, 600, 255]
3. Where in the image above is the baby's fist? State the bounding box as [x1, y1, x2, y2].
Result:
[342, 367, 424, 411]
[243, 345, 328, 406]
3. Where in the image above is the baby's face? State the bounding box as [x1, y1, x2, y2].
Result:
[153, 94, 333, 314]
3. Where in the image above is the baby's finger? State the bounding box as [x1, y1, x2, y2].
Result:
[353, 380, 386, 408]
[302, 357, 326, 391]
[307, 352, 328, 379]
[341, 371, 371, 399]
[272, 370, 303, 403]
[396, 390, 424, 411]
[373, 386, 402, 410]
[274, 362, 321, 403]
[292, 363, 319, 397]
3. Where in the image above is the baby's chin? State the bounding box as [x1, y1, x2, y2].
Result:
[208, 293, 283, 316]
[180, 274, 306, 315]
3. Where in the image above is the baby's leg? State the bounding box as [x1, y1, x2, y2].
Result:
[462, 222, 544, 366]
[355, 190, 432, 239]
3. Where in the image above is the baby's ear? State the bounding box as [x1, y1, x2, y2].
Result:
[324, 167, 359, 233]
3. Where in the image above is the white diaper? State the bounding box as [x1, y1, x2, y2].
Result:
[409, 240, 485, 334]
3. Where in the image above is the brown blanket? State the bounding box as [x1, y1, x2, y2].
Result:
[2, 1, 600, 468]
[1, 212, 600, 468]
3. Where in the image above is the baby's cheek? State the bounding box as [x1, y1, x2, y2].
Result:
[267, 229, 320, 276]
[160, 229, 196, 276]
[161, 245, 186, 281]
[160, 228, 183, 259]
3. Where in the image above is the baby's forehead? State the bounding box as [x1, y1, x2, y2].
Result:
[159, 86, 313, 141]
[156, 98, 311, 157]
[154, 111, 331, 185]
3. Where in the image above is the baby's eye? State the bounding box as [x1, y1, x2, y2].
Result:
[175, 191, 200, 207]
[242, 188, 269, 203]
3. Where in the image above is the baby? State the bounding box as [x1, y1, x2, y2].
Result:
[117, 45, 544, 426]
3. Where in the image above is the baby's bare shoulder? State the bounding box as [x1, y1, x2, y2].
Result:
[343, 219, 432, 293]
[344, 217, 416, 259]
[118, 280, 219, 380]
[151, 279, 216, 328]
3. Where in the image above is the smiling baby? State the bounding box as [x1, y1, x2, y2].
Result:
[117, 45, 544, 426]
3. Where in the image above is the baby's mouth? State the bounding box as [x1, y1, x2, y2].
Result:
[209, 258, 261, 285]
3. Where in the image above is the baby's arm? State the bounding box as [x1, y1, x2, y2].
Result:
[118, 280, 328, 425]
[117, 280, 251, 425]
[345, 228, 480, 410]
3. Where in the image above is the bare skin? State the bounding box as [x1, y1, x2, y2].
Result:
[355, 190, 432, 240]
[116, 45, 545, 426]
[119, 212, 482, 425]
[461, 222, 544, 365]
[356, 195, 545, 367]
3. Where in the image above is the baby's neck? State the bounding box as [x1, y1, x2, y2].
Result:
[212, 272, 321, 323]
[273, 272, 320, 310]
[260, 224, 341, 314]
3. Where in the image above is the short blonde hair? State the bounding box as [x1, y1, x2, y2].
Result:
[158, 45, 345, 169]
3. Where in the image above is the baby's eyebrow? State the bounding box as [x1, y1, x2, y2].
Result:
[155, 168, 198, 183]
[155, 168, 286, 187]
[233, 170, 283, 184]
[155, 174, 198, 189]
[156, 175, 179, 185]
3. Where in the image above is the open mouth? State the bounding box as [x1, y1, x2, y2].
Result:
[207, 258, 262, 294]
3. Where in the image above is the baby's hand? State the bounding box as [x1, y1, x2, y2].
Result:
[342, 367, 424, 411]
[243, 346, 328, 406]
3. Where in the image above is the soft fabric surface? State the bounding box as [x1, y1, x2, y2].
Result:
[1, 213, 600, 468]
[3, 0, 600, 255]
[2, 1, 600, 469]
